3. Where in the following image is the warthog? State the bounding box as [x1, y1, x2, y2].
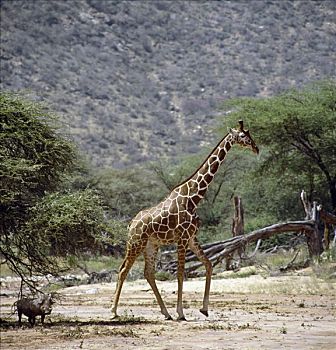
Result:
[14, 294, 53, 326]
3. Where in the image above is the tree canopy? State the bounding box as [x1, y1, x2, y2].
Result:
[220, 80, 336, 215]
[0, 93, 110, 284]
[0, 93, 76, 206]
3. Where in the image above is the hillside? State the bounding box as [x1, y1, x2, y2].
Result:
[1, 0, 335, 168]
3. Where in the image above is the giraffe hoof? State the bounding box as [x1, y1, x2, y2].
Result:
[177, 316, 187, 321]
[165, 315, 173, 321]
[200, 309, 209, 317]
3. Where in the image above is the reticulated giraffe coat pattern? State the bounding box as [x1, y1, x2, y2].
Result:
[112, 120, 259, 320]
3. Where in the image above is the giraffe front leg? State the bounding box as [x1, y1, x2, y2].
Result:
[111, 247, 142, 319]
[144, 242, 172, 320]
[176, 243, 187, 321]
[111, 257, 131, 319]
[189, 237, 213, 317]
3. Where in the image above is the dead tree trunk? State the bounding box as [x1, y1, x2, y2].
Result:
[226, 196, 244, 270]
[319, 205, 336, 250]
[232, 196, 244, 236]
[299, 190, 336, 253]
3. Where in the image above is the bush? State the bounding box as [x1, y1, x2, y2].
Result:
[0, 92, 111, 286]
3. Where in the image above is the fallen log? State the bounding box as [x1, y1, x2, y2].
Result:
[160, 220, 315, 275]
[320, 210, 336, 225]
[160, 190, 334, 275]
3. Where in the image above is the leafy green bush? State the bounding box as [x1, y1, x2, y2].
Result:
[24, 189, 107, 256]
[0, 92, 76, 205]
[0, 92, 112, 284]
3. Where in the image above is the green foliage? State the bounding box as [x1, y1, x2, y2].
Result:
[90, 166, 166, 219]
[220, 80, 336, 219]
[0, 92, 112, 283]
[0, 92, 76, 206]
[24, 189, 107, 256]
[74, 255, 122, 275]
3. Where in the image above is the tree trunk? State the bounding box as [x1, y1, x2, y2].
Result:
[329, 178, 336, 213]
[301, 191, 324, 256]
[226, 196, 244, 269]
[232, 196, 244, 235]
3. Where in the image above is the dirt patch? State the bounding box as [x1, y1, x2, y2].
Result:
[1, 270, 335, 349]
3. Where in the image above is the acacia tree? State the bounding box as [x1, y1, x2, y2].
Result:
[221, 80, 336, 215]
[0, 93, 109, 286]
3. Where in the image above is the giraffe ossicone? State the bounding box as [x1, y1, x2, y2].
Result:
[111, 120, 259, 320]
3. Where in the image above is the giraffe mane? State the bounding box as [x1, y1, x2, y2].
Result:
[172, 132, 230, 190]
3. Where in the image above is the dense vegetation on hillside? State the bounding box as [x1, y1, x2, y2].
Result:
[1, 0, 335, 167]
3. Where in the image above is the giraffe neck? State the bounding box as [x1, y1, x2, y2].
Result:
[173, 133, 234, 211]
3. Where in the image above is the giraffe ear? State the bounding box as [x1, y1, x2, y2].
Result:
[238, 120, 244, 131]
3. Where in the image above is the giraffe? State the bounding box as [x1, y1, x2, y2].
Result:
[111, 120, 259, 321]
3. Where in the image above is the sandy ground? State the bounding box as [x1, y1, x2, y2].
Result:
[1, 268, 335, 350]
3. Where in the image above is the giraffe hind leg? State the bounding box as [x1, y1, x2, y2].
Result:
[176, 241, 187, 321]
[189, 237, 213, 317]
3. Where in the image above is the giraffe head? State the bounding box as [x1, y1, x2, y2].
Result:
[230, 120, 259, 154]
